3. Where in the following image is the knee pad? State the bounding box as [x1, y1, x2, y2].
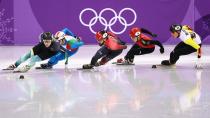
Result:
[100, 57, 109, 65]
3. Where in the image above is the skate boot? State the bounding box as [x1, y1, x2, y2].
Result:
[95, 62, 101, 67]
[115, 58, 133, 65]
[123, 58, 134, 64]
[14, 65, 30, 73]
[117, 58, 124, 63]
[4, 64, 16, 70]
[119, 58, 133, 64]
[99, 57, 108, 65]
[161, 60, 173, 66]
[82, 64, 93, 69]
[40, 63, 52, 69]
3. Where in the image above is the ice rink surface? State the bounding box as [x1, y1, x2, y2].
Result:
[0, 45, 210, 118]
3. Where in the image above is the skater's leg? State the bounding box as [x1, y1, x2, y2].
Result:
[41, 50, 78, 68]
[101, 49, 123, 64]
[90, 46, 109, 66]
[169, 42, 197, 64]
[6, 51, 32, 70]
[48, 52, 66, 66]
[67, 50, 78, 57]
[124, 44, 155, 63]
[15, 55, 42, 72]
[28, 55, 42, 68]
[83, 46, 109, 69]
[14, 50, 33, 67]
[50, 50, 78, 65]
[124, 44, 139, 62]
[161, 42, 186, 65]
[64, 50, 78, 64]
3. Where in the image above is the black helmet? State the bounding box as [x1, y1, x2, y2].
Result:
[41, 32, 52, 41]
[170, 24, 182, 33]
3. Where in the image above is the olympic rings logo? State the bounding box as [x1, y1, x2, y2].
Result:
[79, 8, 137, 34]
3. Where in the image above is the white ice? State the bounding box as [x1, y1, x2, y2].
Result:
[0, 45, 210, 118]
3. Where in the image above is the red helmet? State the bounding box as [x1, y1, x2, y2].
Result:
[95, 30, 108, 41]
[95, 31, 103, 42]
[129, 27, 141, 38]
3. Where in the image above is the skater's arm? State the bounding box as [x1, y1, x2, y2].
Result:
[62, 28, 75, 37]
[51, 42, 65, 52]
[107, 32, 117, 38]
[117, 39, 126, 45]
[71, 41, 84, 49]
[107, 32, 126, 45]
[149, 40, 164, 49]
[184, 38, 200, 50]
[197, 47, 201, 58]
[111, 44, 127, 50]
[97, 39, 105, 46]
[108, 32, 122, 41]
[65, 51, 69, 65]
[182, 33, 201, 58]
[60, 45, 68, 53]
[98, 42, 104, 46]
[105, 38, 127, 50]
[149, 40, 164, 53]
[67, 40, 84, 49]
[141, 28, 157, 37]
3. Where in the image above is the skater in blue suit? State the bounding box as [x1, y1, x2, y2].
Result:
[38, 28, 84, 69]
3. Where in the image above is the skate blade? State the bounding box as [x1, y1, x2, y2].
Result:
[13, 70, 25, 73]
[2, 68, 14, 70]
[112, 62, 135, 65]
[116, 63, 135, 66]
[152, 64, 176, 69]
[77, 68, 93, 70]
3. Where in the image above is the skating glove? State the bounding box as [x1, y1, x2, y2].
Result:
[74, 36, 81, 41]
[152, 34, 158, 37]
[160, 47, 164, 54]
[197, 48, 201, 58]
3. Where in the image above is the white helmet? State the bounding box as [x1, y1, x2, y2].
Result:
[54, 31, 65, 40]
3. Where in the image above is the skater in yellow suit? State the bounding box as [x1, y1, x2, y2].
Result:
[161, 24, 202, 66]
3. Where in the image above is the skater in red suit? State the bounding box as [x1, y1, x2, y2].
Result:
[83, 30, 127, 69]
[117, 27, 164, 64]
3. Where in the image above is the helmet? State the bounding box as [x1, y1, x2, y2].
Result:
[41, 32, 52, 41]
[170, 24, 182, 33]
[95, 30, 108, 42]
[129, 27, 141, 38]
[54, 31, 65, 40]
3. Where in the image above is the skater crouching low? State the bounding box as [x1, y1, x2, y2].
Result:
[5, 32, 65, 72]
[82, 30, 127, 69]
[161, 24, 202, 67]
[116, 27, 164, 65]
[38, 28, 84, 69]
